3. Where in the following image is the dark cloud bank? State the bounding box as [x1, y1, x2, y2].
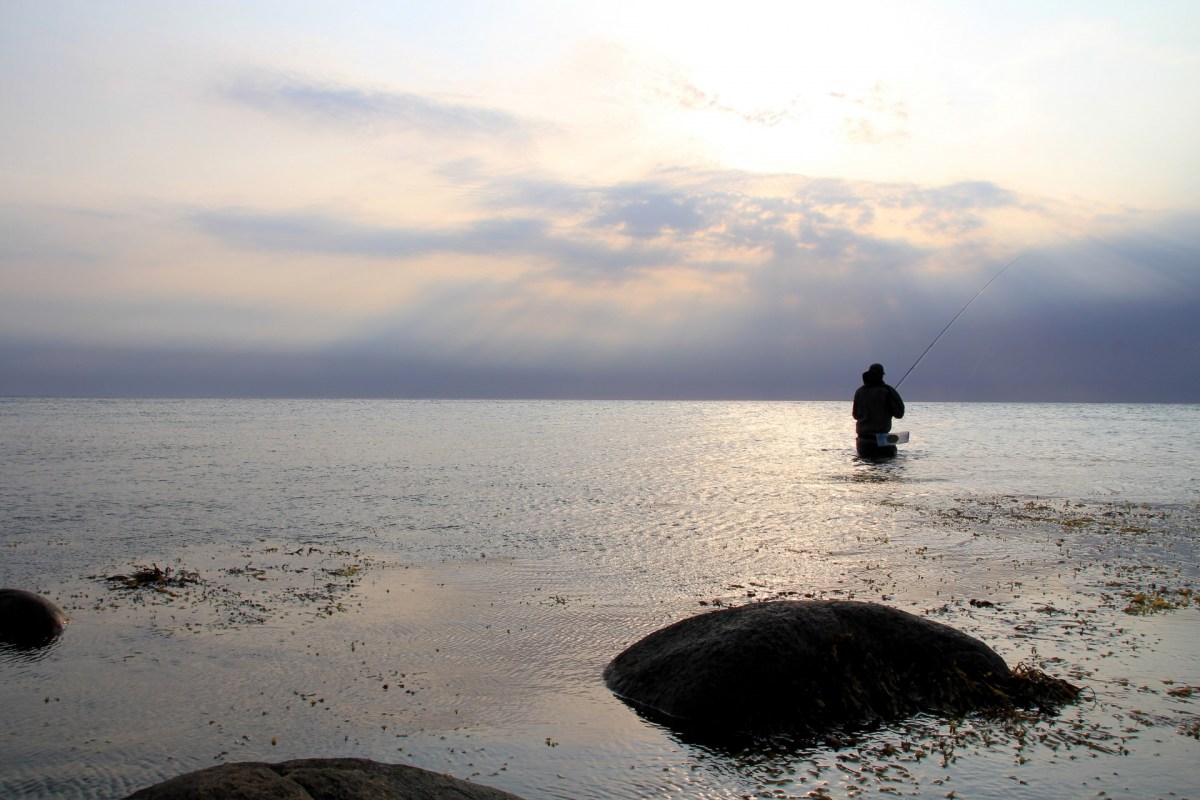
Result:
[3, 281, 1196, 402]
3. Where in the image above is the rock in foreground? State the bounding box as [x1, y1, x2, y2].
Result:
[0, 588, 69, 647]
[605, 600, 1060, 737]
[123, 757, 528, 800]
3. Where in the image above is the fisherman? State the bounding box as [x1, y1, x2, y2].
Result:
[852, 363, 905, 457]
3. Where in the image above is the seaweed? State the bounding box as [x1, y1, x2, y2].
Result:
[88, 545, 378, 629]
[1003, 662, 1083, 712]
[101, 564, 200, 592]
[1121, 585, 1194, 615]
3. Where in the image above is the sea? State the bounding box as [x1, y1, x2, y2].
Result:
[1, 398, 1197, 800]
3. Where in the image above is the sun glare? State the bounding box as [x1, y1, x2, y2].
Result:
[599, 1, 945, 179]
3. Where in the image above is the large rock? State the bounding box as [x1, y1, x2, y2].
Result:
[604, 600, 1015, 736]
[0, 588, 68, 647]
[123, 757, 528, 800]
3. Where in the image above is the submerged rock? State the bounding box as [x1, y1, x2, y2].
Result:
[0, 588, 68, 647]
[605, 600, 1059, 737]
[123, 757, 528, 800]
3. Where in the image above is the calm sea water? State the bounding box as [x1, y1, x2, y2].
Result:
[1, 399, 1197, 799]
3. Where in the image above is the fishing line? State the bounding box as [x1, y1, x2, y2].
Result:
[894, 254, 1023, 390]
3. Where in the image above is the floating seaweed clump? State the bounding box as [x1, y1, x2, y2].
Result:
[100, 564, 201, 592]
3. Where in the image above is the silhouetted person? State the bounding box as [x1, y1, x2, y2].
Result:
[853, 363, 904, 457]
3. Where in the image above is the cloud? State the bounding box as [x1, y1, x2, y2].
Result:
[220, 70, 536, 139]
[658, 71, 806, 127]
[188, 172, 1063, 298]
[897, 181, 1023, 212]
[192, 171, 948, 293]
[588, 183, 708, 239]
[192, 209, 443, 257]
[889, 181, 1028, 236]
[3, 266, 1195, 403]
[830, 82, 910, 144]
[4, 169, 1196, 401]
[191, 207, 676, 280]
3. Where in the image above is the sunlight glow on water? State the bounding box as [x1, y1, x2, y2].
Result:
[1, 399, 1198, 799]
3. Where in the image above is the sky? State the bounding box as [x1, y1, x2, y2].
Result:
[2, 0, 1198, 401]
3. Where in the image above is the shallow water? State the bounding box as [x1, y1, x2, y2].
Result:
[1, 399, 1198, 799]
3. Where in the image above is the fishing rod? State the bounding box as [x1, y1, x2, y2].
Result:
[894, 254, 1023, 390]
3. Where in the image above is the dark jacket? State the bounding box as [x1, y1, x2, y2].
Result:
[852, 370, 905, 435]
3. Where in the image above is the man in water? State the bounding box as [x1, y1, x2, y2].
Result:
[852, 363, 905, 456]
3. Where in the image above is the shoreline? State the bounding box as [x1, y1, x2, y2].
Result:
[3, 493, 1198, 799]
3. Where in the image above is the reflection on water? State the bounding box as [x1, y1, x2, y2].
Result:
[0, 638, 64, 666]
[849, 451, 908, 482]
[1, 399, 1197, 799]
